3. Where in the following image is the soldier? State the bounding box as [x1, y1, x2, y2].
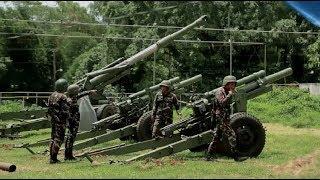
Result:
[64, 84, 97, 160]
[206, 75, 248, 162]
[47, 78, 70, 164]
[152, 80, 181, 139]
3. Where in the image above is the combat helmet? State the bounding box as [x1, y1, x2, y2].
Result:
[160, 80, 170, 89]
[222, 75, 237, 86]
[67, 84, 80, 96]
[54, 78, 68, 93]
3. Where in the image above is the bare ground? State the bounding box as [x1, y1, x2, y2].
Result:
[272, 149, 320, 176]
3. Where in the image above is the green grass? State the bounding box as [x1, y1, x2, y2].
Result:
[1, 123, 320, 178]
[1, 87, 320, 178]
[0, 100, 42, 113]
[248, 87, 320, 128]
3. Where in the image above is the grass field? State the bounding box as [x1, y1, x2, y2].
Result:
[1, 87, 320, 178]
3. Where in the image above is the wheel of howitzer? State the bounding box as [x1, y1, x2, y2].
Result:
[136, 111, 154, 141]
[228, 112, 266, 157]
[96, 103, 119, 120]
[188, 113, 266, 157]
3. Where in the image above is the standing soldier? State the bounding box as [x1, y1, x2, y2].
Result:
[47, 78, 70, 164]
[64, 84, 97, 160]
[152, 80, 181, 139]
[206, 75, 248, 162]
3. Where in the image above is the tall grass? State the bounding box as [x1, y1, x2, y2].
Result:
[248, 87, 320, 128]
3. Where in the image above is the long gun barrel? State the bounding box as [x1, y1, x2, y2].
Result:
[204, 70, 266, 97]
[128, 77, 180, 100]
[240, 68, 292, 93]
[165, 69, 290, 135]
[0, 162, 16, 172]
[93, 75, 202, 128]
[84, 15, 207, 89]
[0, 117, 50, 137]
[173, 75, 202, 90]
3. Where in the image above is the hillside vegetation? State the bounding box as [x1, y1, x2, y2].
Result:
[248, 87, 320, 128]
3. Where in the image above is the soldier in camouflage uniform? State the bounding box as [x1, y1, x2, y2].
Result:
[206, 75, 248, 162]
[64, 84, 97, 160]
[152, 80, 181, 139]
[47, 78, 70, 164]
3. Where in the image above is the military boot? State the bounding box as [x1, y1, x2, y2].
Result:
[49, 145, 61, 164]
[64, 148, 77, 161]
[50, 158, 61, 164]
[50, 153, 61, 164]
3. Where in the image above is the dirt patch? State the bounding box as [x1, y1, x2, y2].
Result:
[1, 144, 14, 150]
[273, 149, 320, 176]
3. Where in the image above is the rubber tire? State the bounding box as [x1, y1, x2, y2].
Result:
[96, 103, 119, 120]
[136, 111, 154, 141]
[189, 112, 266, 156]
[229, 112, 266, 157]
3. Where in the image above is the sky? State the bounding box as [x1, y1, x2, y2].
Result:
[43, 1, 93, 8]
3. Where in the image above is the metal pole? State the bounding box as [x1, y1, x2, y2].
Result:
[53, 49, 56, 84]
[230, 39, 232, 75]
[153, 52, 156, 85]
[35, 93, 38, 105]
[22, 97, 25, 108]
[228, 3, 232, 75]
[264, 44, 267, 73]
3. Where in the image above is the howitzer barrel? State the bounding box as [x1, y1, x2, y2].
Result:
[236, 70, 266, 86]
[241, 68, 293, 93]
[102, 57, 126, 70]
[161, 117, 196, 135]
[88, 15, 207, 88]
[204, 70, 266, 97]
[93, 113, 121, 128]
[0, 162, 16, 172]
[129, 77, 180, 99]
[120, 15, 207, 67]
[86, 65, 127, 78]
[77, 57, 126, 85]
[173, 74, 202, 90]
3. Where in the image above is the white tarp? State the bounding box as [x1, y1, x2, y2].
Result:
[299, 83, 320, 95]
[78, 95, 97, 132]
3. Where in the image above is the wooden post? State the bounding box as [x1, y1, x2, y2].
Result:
[53, 49, 57, 84]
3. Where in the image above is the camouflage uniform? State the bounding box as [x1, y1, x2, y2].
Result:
[65, 88, 92, 160]
[47, 92, 70, 163]
[152, 91, 179, 138]
[207, 87, 237, 156]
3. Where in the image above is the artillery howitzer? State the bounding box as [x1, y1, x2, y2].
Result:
[79, 68, 292, 163]
[0, 109, 47, 121]
[18, 75, 202, 154]
[2, 15, 207, 138]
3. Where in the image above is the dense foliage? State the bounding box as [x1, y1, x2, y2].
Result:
[0, 1, 319, 93]
[248, 87, 320, 128]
